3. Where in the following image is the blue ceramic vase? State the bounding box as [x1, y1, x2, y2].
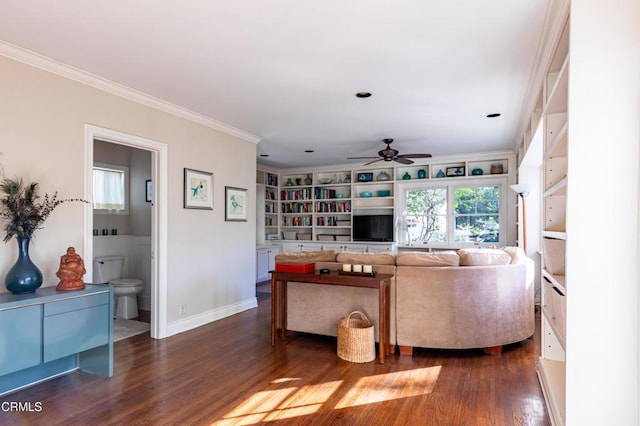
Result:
[5, 236, 43, 294]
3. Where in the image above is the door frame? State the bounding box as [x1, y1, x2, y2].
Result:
[84, 124, 168, 339]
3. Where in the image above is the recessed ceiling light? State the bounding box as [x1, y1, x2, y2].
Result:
[356, 92, 372, 98]
[304, 150, 314, 153]
[260, 154, 269, 157]
[486, 113, 501, 118]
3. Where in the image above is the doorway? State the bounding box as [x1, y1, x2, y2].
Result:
[84, 125, 168, 339]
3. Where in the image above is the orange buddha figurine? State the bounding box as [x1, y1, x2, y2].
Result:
[56, 247, 86, 291]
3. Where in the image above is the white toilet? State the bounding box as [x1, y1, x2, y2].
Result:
[93, 255, 145, 320]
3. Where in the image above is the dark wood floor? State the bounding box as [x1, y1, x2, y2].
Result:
[0, 295, 549, 425]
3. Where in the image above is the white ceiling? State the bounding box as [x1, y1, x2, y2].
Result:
[0, 1, 549, 169]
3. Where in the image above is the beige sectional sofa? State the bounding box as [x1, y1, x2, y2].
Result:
[395, 248, 534, 355]
[273, 247, 534, 355]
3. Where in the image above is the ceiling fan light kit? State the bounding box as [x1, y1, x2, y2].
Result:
[347, 138, 432, 165]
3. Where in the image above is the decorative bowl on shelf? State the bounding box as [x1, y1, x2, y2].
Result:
[377, 190, 391, 197]
[376, 171, 391, 181]
[360, 192, 373, 198]
[318, 178, 333, 184]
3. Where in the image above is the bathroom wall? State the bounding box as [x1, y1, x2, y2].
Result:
[94, 141, 152, 309]
[93, 140, 152, 236]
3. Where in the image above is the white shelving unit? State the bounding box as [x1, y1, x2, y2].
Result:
[256, 170, 280, 243]
[258, 153, 512, 245]
[537, 15, 569, 426]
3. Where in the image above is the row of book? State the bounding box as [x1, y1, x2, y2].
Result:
[281, 202, 313, 213]
[316, 217, 350, 226]
[314, 188, 349, 200]
[281, 216, 312, 227]
[315, 201, 350, 213]
[281, 188, 313, 201]
[266, 174, 278, 186]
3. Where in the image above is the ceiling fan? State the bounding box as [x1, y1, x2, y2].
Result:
[347, 138, 432, 165]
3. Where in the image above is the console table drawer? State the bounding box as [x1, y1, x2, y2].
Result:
[0, 305, 42, 376]
[43, 304, 109, 362]
[44, 293, 109, 316]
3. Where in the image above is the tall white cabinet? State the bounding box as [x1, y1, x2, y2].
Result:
[523, 1, 640, 424]
[537, 15, 569, 426]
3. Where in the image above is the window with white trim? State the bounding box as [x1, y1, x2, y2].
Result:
[93, 163, 129, 214]
[398, 178, 506, 247]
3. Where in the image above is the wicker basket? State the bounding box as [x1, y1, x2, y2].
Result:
[337, 311, 376, 363]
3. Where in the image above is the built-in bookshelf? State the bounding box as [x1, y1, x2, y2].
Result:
[537, 15, 569, 426]
[257, 152, 511, 243]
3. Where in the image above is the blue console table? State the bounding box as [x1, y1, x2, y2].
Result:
[0, 284, 113, 395]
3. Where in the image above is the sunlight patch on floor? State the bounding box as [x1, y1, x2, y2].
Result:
[212, 366, 442, 424]
[334, 366, 441, 409]
[213, 381, 342, 425]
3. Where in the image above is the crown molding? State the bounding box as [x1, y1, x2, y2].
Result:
[0, 40, 261, 144]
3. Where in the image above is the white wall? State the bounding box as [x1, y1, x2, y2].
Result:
[566, 0, 640, 424]
[0, 54, 258, 332]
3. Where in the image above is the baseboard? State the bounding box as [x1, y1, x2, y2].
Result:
[166, 297, 258, 337]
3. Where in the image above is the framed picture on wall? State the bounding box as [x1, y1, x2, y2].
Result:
[225, 186, 248, 221]
[184, 168, 213, 210]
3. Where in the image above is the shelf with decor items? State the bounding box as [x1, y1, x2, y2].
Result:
[395, 165, 429, 181]
[536, 14, 569, 426]
[353, 167, 394, 212]
[427, 159, 508, 179]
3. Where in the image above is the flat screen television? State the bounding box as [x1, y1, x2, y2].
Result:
[352, 215, 394, 242]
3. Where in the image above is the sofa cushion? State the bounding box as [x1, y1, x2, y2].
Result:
[275, 250, 337, 263]
[501, 246, 528, 264]
[396, 251, 460, 267]
[336, 252, 396, 266]
[458, 248, 511, 266]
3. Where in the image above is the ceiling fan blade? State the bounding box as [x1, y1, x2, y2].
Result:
[394, 157, 414, 165]
[347, 156, 380, 160]
[397, 153, 432, 159]
[364, 158, 383, 166]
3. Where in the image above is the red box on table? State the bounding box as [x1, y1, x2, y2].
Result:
[274, 262, 315, 273]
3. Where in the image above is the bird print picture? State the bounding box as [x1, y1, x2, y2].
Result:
[183, 168, 213, 210]
[191, 180, 205, 200]
[225, 186, 248, 221]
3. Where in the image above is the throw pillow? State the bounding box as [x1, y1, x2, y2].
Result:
[458, 248, 511, 266]
[395, 251, 460, 267]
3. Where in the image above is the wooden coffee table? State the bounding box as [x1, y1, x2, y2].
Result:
[270, 270, 392, 363]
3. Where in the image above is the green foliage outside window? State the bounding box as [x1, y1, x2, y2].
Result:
[405, 185, 500, 245]
[454, 186, 500, 243]
[405, 188, 447, 243]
